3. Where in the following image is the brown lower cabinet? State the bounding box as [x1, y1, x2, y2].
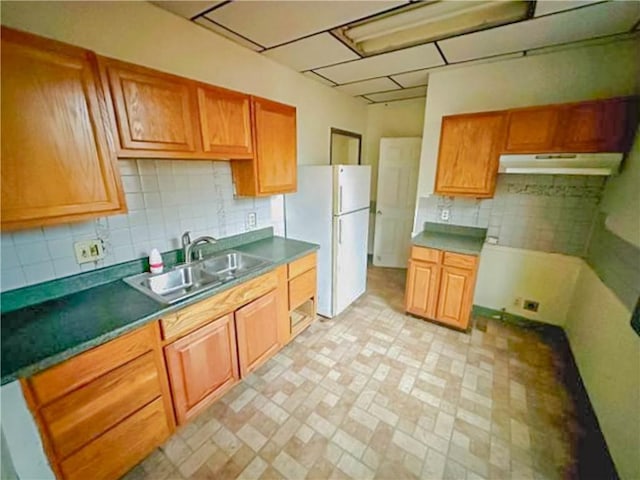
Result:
[21, 256, 318, 479]
[164, 313, 239, 425]
[21, 322, 175, 480]
[235, 290, 280, 377]
[405, 246, 478, 330]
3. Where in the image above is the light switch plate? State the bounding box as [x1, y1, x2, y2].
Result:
[74, 239, 105, 264]
[246, 212, 257, 229]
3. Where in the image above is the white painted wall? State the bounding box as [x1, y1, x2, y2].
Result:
[363, 98, 425, 253]
[364, 98, 426, 201]
[474, 245, 583, 326]
[0, 1, 367, 166]
[417, 37, 640, 199]
[1, 382, 55, 479]
[565, 266, 639, 480]
[600, 127, 640, 248]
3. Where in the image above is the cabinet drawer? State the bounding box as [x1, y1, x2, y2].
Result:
[161, 271, 278, 340]
[41, 352, 162, 459]
[443, 252, 477, 270]
[60, 397, 170, 480]
[288, 253, 316, 279]
[289, 268, 316, 311]
[28, 324, 155, 405]
[410, 246, 442, 263]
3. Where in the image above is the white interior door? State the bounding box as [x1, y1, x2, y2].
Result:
[333, 208, 369, 316]
[373, 137, 421, 268]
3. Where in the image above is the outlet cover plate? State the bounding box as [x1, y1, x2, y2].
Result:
[74, 239, 105, 264]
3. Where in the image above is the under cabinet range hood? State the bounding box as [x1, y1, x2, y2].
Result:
[498, 153, 623, 176]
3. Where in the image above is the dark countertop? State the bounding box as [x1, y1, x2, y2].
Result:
[1, 235, 318, 385]
[412, 222, 487, 256]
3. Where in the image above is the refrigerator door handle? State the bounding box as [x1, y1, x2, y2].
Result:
[339, 186, 343, 213]
[338, 219, 342, 244]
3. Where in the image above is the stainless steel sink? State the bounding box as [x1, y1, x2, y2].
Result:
[124, 264, 221, 304]
[123, 250, 272, 304]
[201, 251, 269, 282]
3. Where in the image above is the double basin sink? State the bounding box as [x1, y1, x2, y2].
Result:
[124, 251, 272, 304]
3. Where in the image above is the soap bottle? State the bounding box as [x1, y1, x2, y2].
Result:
[149, 248, 164, 274]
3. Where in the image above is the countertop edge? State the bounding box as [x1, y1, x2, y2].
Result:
[411, 231, 485, 256]
[1, 241, 319, 385]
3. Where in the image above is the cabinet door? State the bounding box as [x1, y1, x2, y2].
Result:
[164, 313, 239, 425]
[197, 85, 253, 158]
[404, 260, 440, 319]
[102, 59, 200, 155]
[504, 107, 561, 152]
[436, 266, 475, 329]
[235, 290, 280, 376]
[253, 97, 297, 195]
[434, 112, 506, 198]
[558, 99, 634, 152]
[1, 27, 125, 230]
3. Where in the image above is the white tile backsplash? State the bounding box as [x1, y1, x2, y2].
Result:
[0, 160, 282, 292]
[415, 174, 606, 256]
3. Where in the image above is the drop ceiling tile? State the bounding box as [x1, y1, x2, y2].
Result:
[194, 17, 264, 51]
[390, 69, 430, 88]
[366, 86, 427, 102]
[304, 71, 337, 86]
[206, 1, 404, 48]
[439, 1, 640, 63]
[534, 0, 602, 17]
[315, 43, 444, 84]
[263, 33, 359, 71]
[335, 77, 400, 96]
[151, 1, 222, 19]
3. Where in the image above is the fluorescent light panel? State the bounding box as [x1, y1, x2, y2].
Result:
[335, 0, 531, 55]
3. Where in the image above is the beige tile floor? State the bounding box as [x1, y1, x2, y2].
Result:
[124, 266, 585, 480]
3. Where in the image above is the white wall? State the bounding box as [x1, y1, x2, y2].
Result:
[363, 98, 425, 253]
[474, 245, 583, 326]
[0, 1, 367, 166]
[364, 98, 425, 201]
[417, 37, 640, 199]
[565, 266, 639, 480]
[1, 382, 55, 479]
[600, 127, 640, 248]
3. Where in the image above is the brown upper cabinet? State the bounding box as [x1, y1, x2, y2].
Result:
[504, 97, 637, 154]
[504, 107, 561, 152]
[435, 96, 637, 199]
[99, 58, 202, 157]
[434, 112, 507, 198]
[0, 27, 126, 230]
[231, 97, 298, 196]
[99, 57, 297, 195]
[197, 85, 253, 158]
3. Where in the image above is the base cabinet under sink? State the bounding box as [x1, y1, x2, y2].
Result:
[164, 313, 240, 425]
[235, 290, 281, 377]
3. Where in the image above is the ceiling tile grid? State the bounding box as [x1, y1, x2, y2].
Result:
[151, 0, 640, 103]
[314, 42, 445, 84]
[263, 33, 359, 71]
[335, 77, 400, 96]
[204, 0, 404, 48]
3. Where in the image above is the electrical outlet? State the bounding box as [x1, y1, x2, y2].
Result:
[486, 236, 498, 245]
[74, 239, 105, 264]
[523, 300, 539, 312]
[440, 208, 450, 221]
[514, 297, 522, 307]
[246, 212, 257, 229]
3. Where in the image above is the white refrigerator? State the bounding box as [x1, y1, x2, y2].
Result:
[285, 165, 371, 318]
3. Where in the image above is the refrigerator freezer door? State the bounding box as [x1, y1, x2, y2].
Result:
[285, 166, 334, 317]
[333, 165, 371, 215]
[332, 208, 369, 316]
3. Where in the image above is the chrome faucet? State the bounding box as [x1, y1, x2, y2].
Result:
[181, 231, 217, 263]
